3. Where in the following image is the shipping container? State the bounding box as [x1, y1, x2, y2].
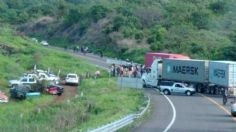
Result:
[209, 61, 236, 88]
[144, 52, 190, 68]
[162, 59, 208, 83]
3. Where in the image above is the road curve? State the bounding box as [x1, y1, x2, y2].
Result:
[51, 47, 236, 132]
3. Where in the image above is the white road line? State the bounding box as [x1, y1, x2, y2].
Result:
[156, 90, 176, 132]
[163, 94, 176, 132]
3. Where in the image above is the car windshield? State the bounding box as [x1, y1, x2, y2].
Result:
[68, 75, 76, 78]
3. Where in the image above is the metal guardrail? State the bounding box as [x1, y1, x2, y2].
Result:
[117, 77, 143, 89]
[88, 96, 150, 132]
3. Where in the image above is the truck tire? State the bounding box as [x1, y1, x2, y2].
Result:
[163, 89, 170, 95]
[142, 80, 147, 88]
[186, 91, 192, 96]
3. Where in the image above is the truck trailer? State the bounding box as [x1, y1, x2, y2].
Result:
[209, 61, 236, 96]
[142, 58, 236, 95]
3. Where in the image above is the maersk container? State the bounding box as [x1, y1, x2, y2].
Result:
[162, 59, 208, 83]
[209, 61, 236, 87]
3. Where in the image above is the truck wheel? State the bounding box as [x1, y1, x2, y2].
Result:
[186, 91, 192, 96]
[163, 89, 170, 95]
[142, 80, 147, 88]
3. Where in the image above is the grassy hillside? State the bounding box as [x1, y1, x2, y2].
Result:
[0, 25, 100, 87]
[0, 25, 145, 131]
[2, 1, 236, 61]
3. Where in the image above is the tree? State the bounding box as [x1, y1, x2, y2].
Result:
[190, 11, 209, 29]
[218, 45, 236, 60]
[209, 1, 226, 14]
[65, 9, 81, 24]
[90, 5, 108, 22]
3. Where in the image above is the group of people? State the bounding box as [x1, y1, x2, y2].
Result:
[70, 46, 88, 55]
[109, 63, 145, 78]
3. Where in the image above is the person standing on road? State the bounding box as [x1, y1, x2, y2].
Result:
[222, 87, 228, 105]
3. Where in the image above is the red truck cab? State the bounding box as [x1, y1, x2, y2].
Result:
[145, 52, 190, 67]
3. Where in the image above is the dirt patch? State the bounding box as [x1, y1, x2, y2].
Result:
[51, 85, 77, 104]
[36, 85, 77, 110]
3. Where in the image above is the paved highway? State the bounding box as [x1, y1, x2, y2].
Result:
[133, 91, 236, 132]
[52, 47, 236, 132]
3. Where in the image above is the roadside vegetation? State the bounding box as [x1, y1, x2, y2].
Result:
[0, 78, 144, 132]
[0, 26, 145, 131]
[1, 0, 236, 62]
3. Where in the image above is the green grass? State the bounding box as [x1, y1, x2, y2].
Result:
[0, 78, 144, 132]
[77, 78, 145, 131]
[0, 95, 53, 132]
[0, 26, 145, 131]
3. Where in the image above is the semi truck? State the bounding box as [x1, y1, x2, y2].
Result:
[142, 58, 236, 95]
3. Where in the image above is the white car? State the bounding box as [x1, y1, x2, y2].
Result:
[158, 81, 196, 96]
[231, 100, 236, 116]
[65, 73, 79, 86]
[40, 40, 49, 46]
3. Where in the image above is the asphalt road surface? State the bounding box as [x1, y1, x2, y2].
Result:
[52, 47, 236, 132]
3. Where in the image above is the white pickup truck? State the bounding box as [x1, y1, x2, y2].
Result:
[22, 72, 60, 84]
[158, 81, 196, 96]
[9, 77, 37, 87]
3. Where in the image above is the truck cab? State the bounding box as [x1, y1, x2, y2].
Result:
[142, 59, 162, 88]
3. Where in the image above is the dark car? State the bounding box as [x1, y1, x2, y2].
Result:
[46, 85, 64, 96]
[9, 86, 28, 100]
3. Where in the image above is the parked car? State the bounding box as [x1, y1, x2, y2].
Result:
[65, 73, 79, 85]
[9, 77, 37, 87]
[46, 85, 63, 96]
[158, 81, 196, 96]
[9, 86, 28, 100]
[9, 85, 40, 100]
[231, 100, 236, 116]
[22, 72, 60, 85]
[0, 91, 8, 103]
[40, 40, 49, 46]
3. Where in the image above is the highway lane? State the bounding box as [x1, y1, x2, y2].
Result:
[132, 89, 173, 132]
[168, 94, 236, 132]
[51, 47, 236, 131]
[133, 91, 236, 132]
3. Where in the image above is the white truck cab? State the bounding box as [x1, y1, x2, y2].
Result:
[142, 59, 162, 88]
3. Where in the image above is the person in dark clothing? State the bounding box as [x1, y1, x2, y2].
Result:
[81, 47, 84, 54]
[222, 87, 228, 105]
[111, 64, 116, 77]
[100, 51, 103, 58]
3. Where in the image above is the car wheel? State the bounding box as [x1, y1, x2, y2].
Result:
[163, 89, 170, 95]
[57, 93, 62, 96]
[186, 91, 191, 96]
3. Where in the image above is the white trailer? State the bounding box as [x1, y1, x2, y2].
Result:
[209, 61, 236, 96]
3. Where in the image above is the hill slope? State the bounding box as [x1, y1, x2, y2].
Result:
[0, 25, 144, 131]
[1, 0, 236, 62]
